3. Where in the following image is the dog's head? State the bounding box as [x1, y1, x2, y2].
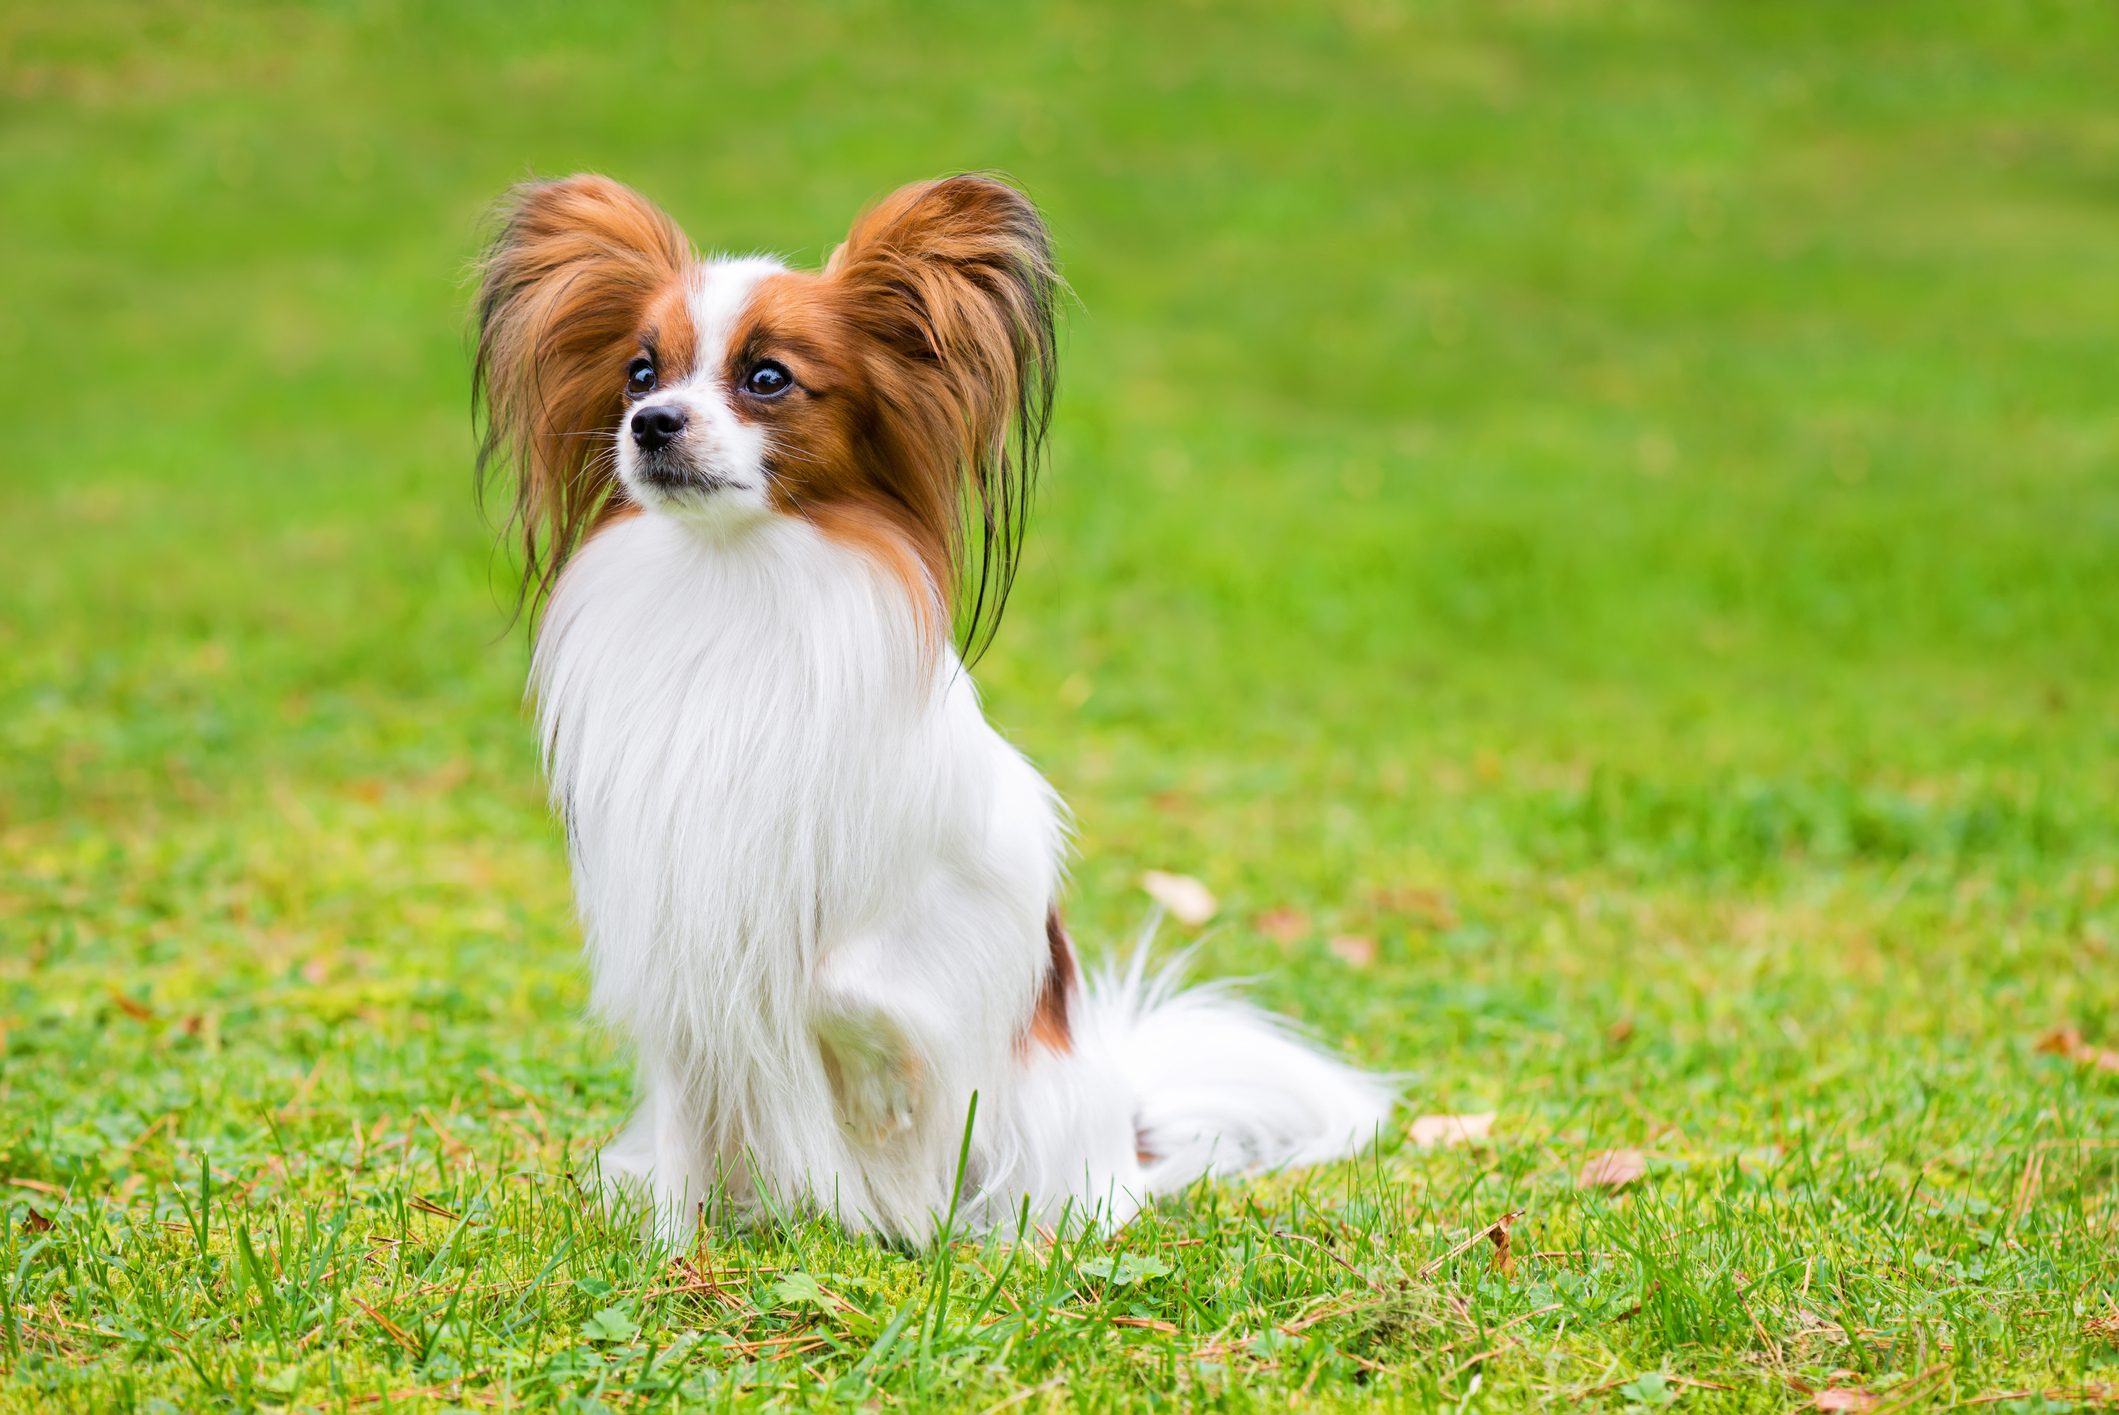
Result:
[474, 174, 1057, 652]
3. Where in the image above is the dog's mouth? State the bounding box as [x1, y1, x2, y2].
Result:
[632, 455, 732, 495]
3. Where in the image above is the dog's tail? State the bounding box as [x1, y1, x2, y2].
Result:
[1076, 943, 1397, 1199]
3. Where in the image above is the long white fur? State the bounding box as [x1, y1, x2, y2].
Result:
[529, 258, 1395, 1244]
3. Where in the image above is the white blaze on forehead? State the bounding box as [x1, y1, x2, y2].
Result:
[687, 256, 787, 382]
[621, 254, 785, 508]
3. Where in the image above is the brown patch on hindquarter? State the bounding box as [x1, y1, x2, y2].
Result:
[1019, 906, 1158, 1165]
[1022, 905, 1077, 1054]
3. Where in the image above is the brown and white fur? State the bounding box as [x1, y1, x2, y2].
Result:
[474, 174, 1392, 1243]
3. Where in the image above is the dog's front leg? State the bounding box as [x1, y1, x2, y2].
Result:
[597, 1057, 713, 1244]
[811, 946, 935, 1150]
[807, 885, 1052, 1235]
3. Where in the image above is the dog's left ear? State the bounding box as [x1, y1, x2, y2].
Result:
[828, 175, 1060, 655]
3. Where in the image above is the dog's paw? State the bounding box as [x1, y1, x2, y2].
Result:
[815, 1007, 924, 1148]
[589, 1107, 704, 1249]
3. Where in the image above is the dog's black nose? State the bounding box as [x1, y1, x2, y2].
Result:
[631, 405, 686, 452]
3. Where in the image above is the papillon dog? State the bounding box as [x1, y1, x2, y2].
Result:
[472, 173, 1393, 1242]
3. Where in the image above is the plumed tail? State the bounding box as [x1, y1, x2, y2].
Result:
[1078, 939, 1397, 1197]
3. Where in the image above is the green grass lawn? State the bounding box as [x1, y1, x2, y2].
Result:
[5, 1, 2119, 1409]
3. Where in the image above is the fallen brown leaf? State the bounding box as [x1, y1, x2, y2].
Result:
[1407, 1112, 1496, 1149]
[109, 990, 152, 1021]
[1577, 1148, 1647, 1191]
[1487, 1208, 1517, 1273]
[1140, 871, 1217, 927]
[2036, 1026, 2119, 1073]
[1256, 907, 1311, 945]
[1606, 1017, 1636, 1046]
[417, 758, 473, 795]
[1327, 934, 1376, 968]
[21, 1210, 54, 1234]
[1372, 885, 1459, 930]
[1416, 1209, 1523, 1280]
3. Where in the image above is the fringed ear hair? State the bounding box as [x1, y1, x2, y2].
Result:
[472, 175, 692, 618]
[827, 174, 1060, 660]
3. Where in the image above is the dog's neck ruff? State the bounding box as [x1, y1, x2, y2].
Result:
[532, 513, 964, 1118]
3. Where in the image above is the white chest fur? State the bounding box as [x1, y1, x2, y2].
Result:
[531, 511, 1065, 1232]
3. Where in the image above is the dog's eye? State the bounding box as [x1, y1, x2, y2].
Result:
[743, 361, 793, 398]
[625, 357, 657, 398]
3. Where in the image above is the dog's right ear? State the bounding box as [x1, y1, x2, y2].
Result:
[473, 175, 692, 616]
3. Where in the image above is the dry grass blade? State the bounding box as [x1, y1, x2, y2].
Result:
[350, 1297, 423, 1357]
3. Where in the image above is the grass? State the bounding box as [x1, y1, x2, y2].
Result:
[4, 0, 2119, 1408]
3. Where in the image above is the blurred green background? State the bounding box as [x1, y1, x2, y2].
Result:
[3, 2, 2117, 1410]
